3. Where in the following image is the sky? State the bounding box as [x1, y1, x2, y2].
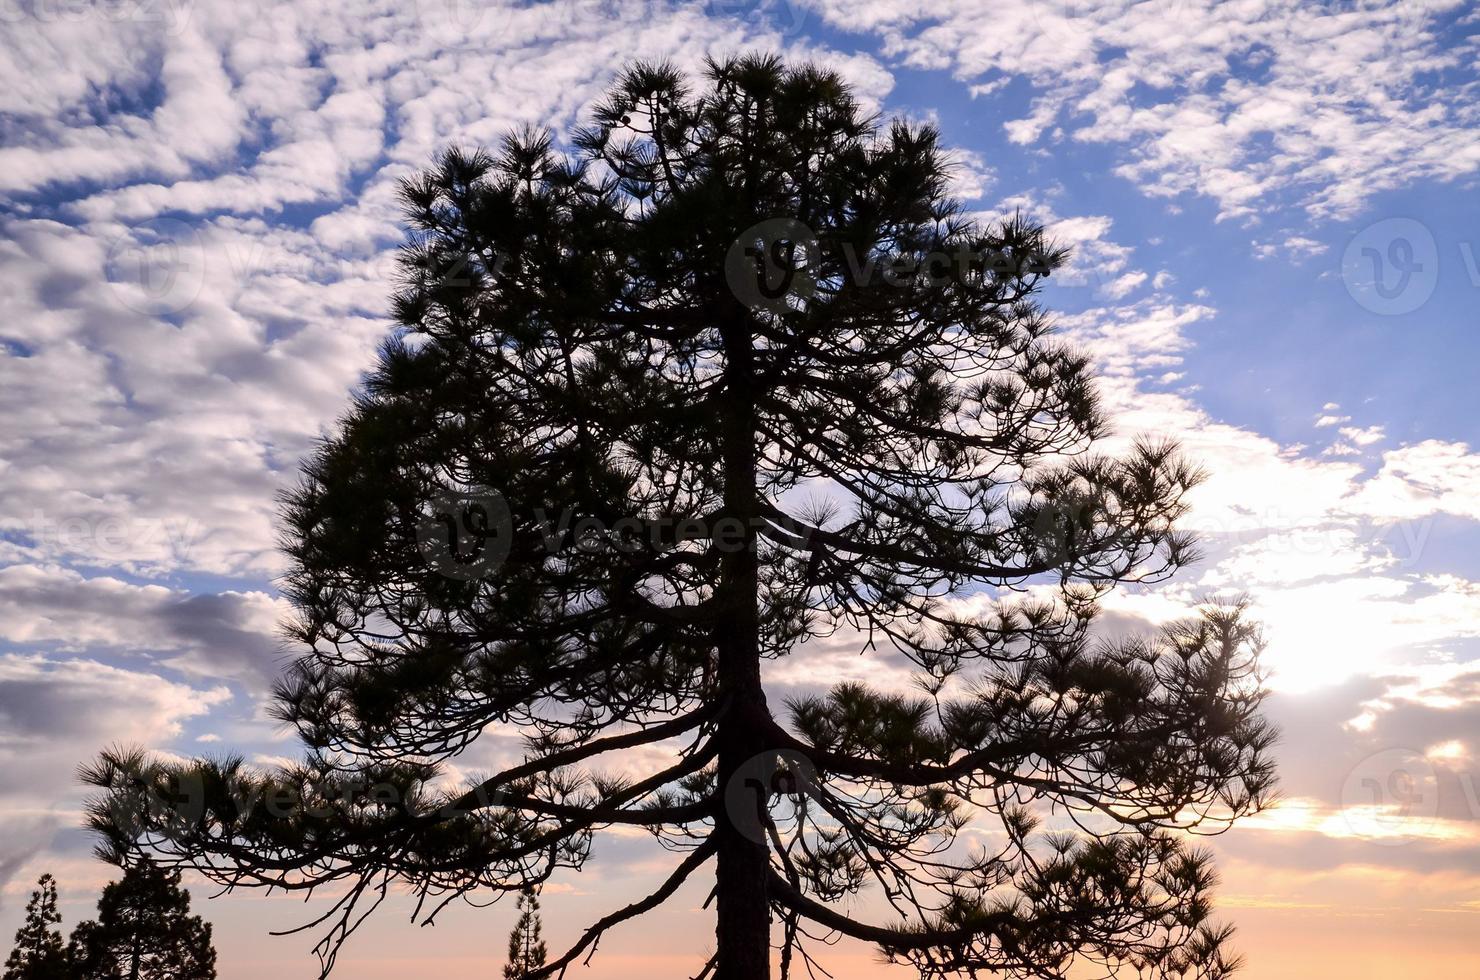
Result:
[1, 0, 1479, 977]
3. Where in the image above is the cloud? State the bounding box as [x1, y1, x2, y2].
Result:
[1341, 425, 1387, 447]
[944, 147, 995, 200]
[982, 194, 1142, 294]
[0, 1, 891, 581]
[801, 0, 1480, 219]
[1003, 212, 1480, 694]
[0, 23, 246, 195]
[1347, 441, 1480, 523]
[1099, 269, 1148, 300]
[1255, 235, 1330, 261]
[0, 563, 286, 689]
[1324, 424, 1387, 457]
[0, 654, 231, 900]
[1182, 669, 1480, 910]
[0, 215, 392, 576]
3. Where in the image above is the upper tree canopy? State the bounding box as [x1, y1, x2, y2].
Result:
[89, 55, 1275, 980]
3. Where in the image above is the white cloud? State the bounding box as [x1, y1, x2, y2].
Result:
[801, 0, 1480, 219]
[0, 653, 231, 893]
[1010, 213, 1480, 695]
[1099, 269, 1148, 300]
[1340, 425, 1387, 447]
[945, 147, 994, 200]
[1255, 235, 1330, 261]
[0, 564, 287, 687]
[0, 0, 891, 579]
[1347, 441, 1480, 523]
[984, 196, 1140, 292]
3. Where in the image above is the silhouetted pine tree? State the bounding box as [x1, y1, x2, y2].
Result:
[3, 875, 68, 980]
[67, 863, 215, 980]
[502, 888, 547, 980]
[86, 55, 1276, 980]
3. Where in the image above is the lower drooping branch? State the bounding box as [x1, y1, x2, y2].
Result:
[529, 838, 718, 980]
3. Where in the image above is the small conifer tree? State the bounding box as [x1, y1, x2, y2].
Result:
[67, 862, 216, 980]
[3, 875, 69, 980]
[502, 888, 548, 980]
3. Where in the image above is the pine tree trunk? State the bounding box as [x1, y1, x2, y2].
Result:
[713, 311, 771, 980]
[714, 648, 770, 980]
